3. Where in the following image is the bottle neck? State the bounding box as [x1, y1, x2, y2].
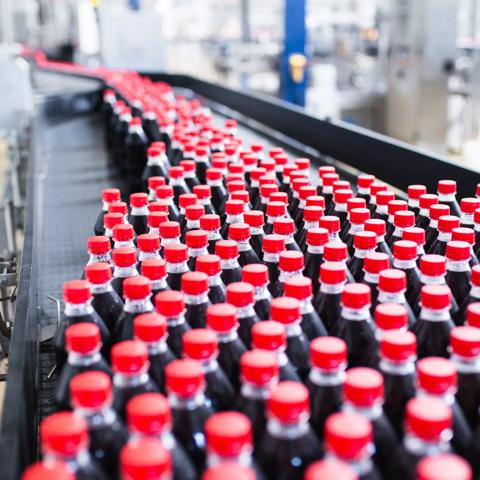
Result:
[348, 223, 364, 235]
[279, 269, 303, 283]
[206, 229, 222, 241]
[216, 327, 239, 343]
[168, 391, 206, 410]
[220, 258, 240, 270]
[377, 290, 406, 304]
[250, 226, 264, 236]
[353, 247, 375, 259]
[114, 239, 136, 249]
[124, 297, 154, 313]
[113, 265, 139, 279]
[408, 198, 419, 209]
[197, 357, 220, 373]
[87, 252, 112, 265]
[334, 202, 347, 213]
[142, 339, 169, 356]
[113, 369, 150, 389]
[207, 451, 253, 468]
[184, 292, 209, 305]
[263, 252, 280, 263]
[267, 416, 310, 439]
[147, 154, 164, 167]
[343, 400, 383, 421]
[161, 236, 181, 247]
[307, 244, 324, 254]
[138, 250, 160, 262]
[208, 273, 224, 287]
[236, 304, 256, 319]
[65, 301, 94, 317]
[253, 284, 271, 301]
[90, 281, 114, 294]
[68, 349, 102, 366]
[393, 258, 417, 269]
[328, 232, 340, 243]
[376, 204, 388, 215]
[363, 272, 378, 285]
[186, 219, 200, 230]
[437, 231, 452, 243]
[188, 246, 209, 258]
[446, 259, 470, 272]
[236, 239, 253, 252]
[420, 273, 445, 285]
[326, 452, 374, 477]
[164, 312, 186, 327]
[320, 282, 344, 294]
[420, 307, 451, 322]
[151, 277, 168, 291]
[403, 432, 451, 458]
[450, 353, 480, 374]
[241, 380, 275, 400]
[75, 405, 117, 428]
[226, 214, 244, 224]
[379, 357, 416, 375]
[309, 366, 345, 386]
[303, 221, 319, 231]
[283, 319, 303, 337]
[438, 193, 456, 202]
[341, 305, 371, 321]
[43, 450, 91, 469]
[131, 206, 149, 216]
[469, 285, 480, 298]
[166, 261, 189, 274]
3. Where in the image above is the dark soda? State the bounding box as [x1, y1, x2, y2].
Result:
[111, 247, 139, 298]
[344, 207, 370, 256]
[276, 250, 304, 297]
[429, 215, 460, 257]
[229, 223, 261, 266]
[392, 240, 422, 308]
[182, 271, 210, 328]
[445, 240, 472, 313]
[94, 188, 121, 236]
[407, 184, 427, 217]
[296, 206, 323, 253]
[200, 214, 223, 254]
[185, 229, 209, 271]
[303, 228, 329, 295]
[262, 234, 286, 297]
[141, 259, 169, 297]
[437, 179, 461, 218]
[206, 168, 228, 215]
[220, 200, 245, 239]
[416, 193, 439, 231]
[347, 231, 377, 282]
[164, 244, 190, 292]
[361, 252, 390, 307]
[216, 240, 243, 286]
[244, 210, 266, 261]
[128, 193, 149, 236]
[196, 254, 227, 304]
[242, 263, 272, 320]
[424, 204, 450, 252]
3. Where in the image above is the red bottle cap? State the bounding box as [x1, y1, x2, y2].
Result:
[273, 218, 295, 236]
[270, 297, 301, 324]
[226, 282, 255, 307]
[164, 243, 188, 263]
[180, 160, 196, 173]
[250, 168, 267, 182]
[363, 252, 390, 274]
[102, 188, 121, 203]
[306, 227, 329, 247]
[232, 191, 250, 204]
[229, 223, 251, 242]
[402, 227, 425, 245]
[104, 212, 123, 230]
[310, 336, 347, 370]
[156, 185, 174, 200]
[262, 234, 285, 254]
[347, 198, 367, 213]
[134, 313, 167, 342]
[374, 303, 408, 330]
[323, 242, 348, 262]
[438, 179, 457, 195]
[196, 145, 209, 157]
[279, 250, 304, 272]
[196, 254, 222, 276]
[380, 330, 417, 362]
[353, 230, 376, 250]
[333, 180, 350, 192]
[295, 157, 310, 170]
[420, 255, 446, 277]
[266, 201, 287, 217]
[292, 177, 309, 192]
[155, 290, 184, 317]
[357, 174, 375, 189]
[70, 371, 111, 409]
[200, 214, 221, 231]
[63, 279, 92, 304]
[185, 205, 205, 222]
[394, 210, 415, 228]
[206, 168, 223, 181]
[319, 216, 340, 233]
[22, 462, 74, 480]
[228, 180, 246, 194]
[244, 210, 265, 228]
[225, 200, 245, 216]
[111, 340, 149, 374]
[120, 438, 171, 480]
[203, 465, 255, 480]
[318, 165, 336, 177]
[168, 166, 185, 179]
[127, 393, 171, 435]
[87, 235, 111, 255]
[205, 412, 252, 456]
[149, 201, 169, 214]
[417, 357, 457, 394]
[450, 326, 480, 358]
[181, 272, 209, 295]
[268, 381, 309, 423]
[364, 219, 386, 237]
[178, 193, 198, 209]
[252, 321, 286, 351]
[268, 146, 282, 158]
[185, 230, 208, 249]
[137, 234, 160, 253]
[387, 200, 408, 217]
[461, 197, 480, 214]
[112, 247, 137, 267]
[183, 328, 218, 360]
[109, 202, 128, 216]
[216, 240, 239, 259]
[284, 276, 312, 300]
[192, 186, 211, 202]
[85, 262, 112, 284]
[468, 303, 480, 327]
[65, 323, 101, 354]
[306, 195, 326, 208]
[475, 208, 480, 225]
[259, 184, 278, 200]
[393, 240, 417, 261]
[141, 258, 166, 280]
[283, 165, 298, 178]
[406, 397, 452, 440]
[123, 276, 151, 300]
[130, 192, 148, 208]
[341, 283, 370, 309]
[446, 240, 470, 261]
[344, 367, 383, 406]
[325, 412, 372, 460]
[417, 454, 472, 480]
[408, 185, 427, 200]
[166, 359, 204, 397]
[320, 262, 347, 284]
[207, 303, 238, 332]
[130, 117, 142, 126]
[334, 189, 353, 204]
[113, 223, 135, 241]
[438, 215, 460, 233]
[41, 412, 88, 456]
[378, 269, 406, 292]
[303, 206, 324, 222]
[349, 208, 370, 225]
[369, 182, 387, 196]
[452, 227, 475, 245]
[241, 349, 279, 386]
[376, 190, 395, 206]
[419, 194, 439, 210]
[270, 192, 288, 204]
[421, 285, 451, 309]
[148, 176, 166, 191]
[242, 263, 268, 286]
[429, 204, 450, 221]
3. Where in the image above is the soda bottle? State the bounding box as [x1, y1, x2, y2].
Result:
[182, 205, 205, 243]
[452, 227, 479, 267]
[445, 241, 472, 311]
[379, 330, 416, 439]
[416, 194, 439, 230]
[340, 198, 367, 240]
[244, 210, 265, 260]
[113, 105, 131, 172]
[429, 215, 461, 256]
[22, 461, 74, 480]
[343, 368, 399, 478]
[40, 412, 108, 480]
[459, 197, 480, 229]
[95, 188, 121, 236]
[319, 172, 339, 212]
[316, 166, 335, 196]
[375, 269, 417, 327]
[181, 271, 210, 328]
[220, 200, 245, 239]
[304, 228, 329, 295]
[264, 201, 287, 235]
[120, 438, 171, 480]
[155, 290, 190, 357]
[147, 176, 166, 202]
[258, 183, 279, 213]
[437, 180, 461, 217]
[159, 221, 181, 256]
[273, 218, 301, 253]
[85, 262, 123, 332]
[206, 168, 227, 215]
[134, 313, 175, 393]
[136, 233, 160, 271]
[199, 214, 222, 254]
[55, 323, 111, 410]
[356, 174, 375, 205]
[384, 200, 408, 242]
[270, 297, 311, 380]
[242, 263, 272, 320]
[226, 282, 260, 347]
[262, 234, 286, 295]
[392, 240, 422, 307]
[126, 393, 196, 480]
[156, 185, 181, 223]
[313, 262, 346, 333]
[70, 371, 128, 478]
[276, 250, 304, 297]
[416, 454, 472, 480]
[112, 224, 136, 251]
[166, 358, 214, 468]
[203, 464, 256, 480]
[373, 190, 395, 223]
[373, 303, 408, 347]
[407, 185, 427, 217]
[104, 212, 124, 248]
[54, 280, 111, 369]
[347, 231, 377, 282]
[424, 204, 450, 252]
[308, 337, 346, 440]
[403, 227, 426, 265]
[331, 283, 377, 368]
[295, 206, 323, 253]
[181, 160, 200, 191]
[216, 240, 243, 286]
[256, 381, 322, 480]
[196, 254, 227, 303]
[388, 210, 415, 250]
[85, 236, 113, 277]
[344, 208, 370, 256]
[141, 145, 168, 191]
[194, 185, 217, 216]
[182, 328, 235, 411]
[284, 276, 327, 340]
[331, 188, 354, 228]
[141, 258, 168, 296]
[168, 166, 191, 203]
[320, 216, 342, 243]
[361, 252, 390, 306]
[364, 218, 392, 262]
[194, 145, 212, 184]
[185, 230, 209, 271]
[177, 193, 198, 232]
[128, 193, 149, 236]
[229, 223, 261, 266]
[288, 177, 309, 215]
[294, 185, 318, 228]
[416, 357, 473, 461]
[164, 244, 190, 291]
[368, 181, 388, 216]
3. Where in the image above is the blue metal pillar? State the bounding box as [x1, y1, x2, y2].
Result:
[280, 0, 307, 106]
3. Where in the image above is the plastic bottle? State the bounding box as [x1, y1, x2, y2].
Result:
[242, 263, 272, 320]
[294, 185, 319, 228]
[316, 166, 336, 197]
[403, 227, 426, 265]
[289, 177, 309, 215]
[361, 252, 390, 307]
[159, 221, 181, 256]
[164, 244, 190, 291]
[40, 412, 108, 480]
[54, 280, 111, 370]
[111, 247, 139, 297]
[392, 240, 422, 307]
[147, 176, 167, 201]
[180, 159, 200, 192]
[141, 258, 168, 296]
[437, 180, 461, 217]
[388, 210, 415, 249]
[200, 214, 223, 254]
[258, 183, 279, 213]
[296, 206, 323, 252]
[194, 145, 212, 185]
[276, 250, 304, 297]
[344, 208, 370, 256]
[429, 215, 461, 256]
[416, 194, 439, 231]
[229, 223, 261, 266]
[452, 227, 479, 267]
[104, 212, 124, 247]
[168, 166, 191, 204]
[128, 193, 149, 236]
[323, 242, 355, 283]
[180, 271, 210, 328]
[347, 231, 377, 282]
[257, 382, 322, 480]
[384, 200, 408, 242]
[364, 218, 392, 262]
[262, 234, 286, 296]
[407, 185, 427, 217]
[95, 188, 121, 236]
[320, 174, 340, 214]
[368, 181, 388, 217]
[177, 193, 198, 231]
[424, 204, 450, 252]
[445, 241, 472, 310]
[206, 168, 227, 214]
[320, 216, 342, 243]
[304, 228, 329, 295]
[273, 217, 302, 252]
[264, 201, 287, 235]
[244, 210, 265, 261]
[86, 236, 113, 273]
[373, 190, 395, 223]
[196, 254, 227, 304]
[182, 328, 235, 411]
[216, 240, 242, 286]
[416, 453, 472, 480]
[184, 230, 208, 271]
[126, 393, 196, 480]
[136, 233, 160, 271]
[156, 185, 181, 224]
[220, 200, 245, 239]
[356, 174, 375, 205]
[373, 303, 408, 347]
[112, 224, 136, 251]
[132, 312, 175, 393]
[181, 205, 205, 244]
[379, 330, 416, 438]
